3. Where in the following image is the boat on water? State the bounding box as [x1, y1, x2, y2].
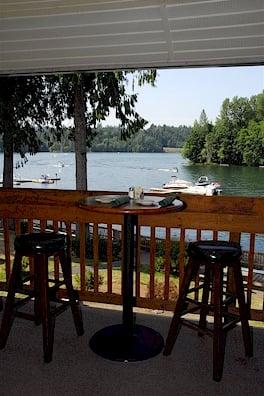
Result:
[33, 176, 55, 184]
[13, 174, 60, 184]
[150, 175, 222, 196]
[162, 175, 193, 189]
[33, 174, 62, 184]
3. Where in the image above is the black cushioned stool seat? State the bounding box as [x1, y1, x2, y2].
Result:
[164, 240, 253, 382]
[0, 232, 84, 362]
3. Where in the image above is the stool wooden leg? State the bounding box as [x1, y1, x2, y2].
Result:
[59, 251, 84, 336]
[34, 259, 42, 326]
[212, 264, 226, 382]
[0, 253, 22, 349]
[233, 260, 253, 357]
[38, 255, 54, 363]
[164, 258, 200, 356]
[198, 264, 211, 336]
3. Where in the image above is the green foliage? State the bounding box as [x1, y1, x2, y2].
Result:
[155, 240, 187, 275]
[183, 93, 264, 166]
[71, 235, 121, 262]
[237, 120, 264, 166]
[74, 270, 104, 291]
[45, 71, 157, 145]
[0, 76, 50, 155]
[36, 123, 191, 153]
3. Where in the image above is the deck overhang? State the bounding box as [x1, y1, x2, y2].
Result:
[0, 0, 264, 75]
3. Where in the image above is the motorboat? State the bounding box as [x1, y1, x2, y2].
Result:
[162, 175, 193, 189]
[13, 174, 60, 184]
[32, 174, 62, 184]
[150, 175, 222, 196]
[33, 175, 55, 184]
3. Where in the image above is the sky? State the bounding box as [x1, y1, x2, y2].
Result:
[104, 65, 264, 127]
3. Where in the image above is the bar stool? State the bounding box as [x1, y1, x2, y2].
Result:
[163, 240, 253, 381]
[0, 232, 84, 362]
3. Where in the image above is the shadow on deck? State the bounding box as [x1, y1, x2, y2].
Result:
[0, 303, 263, 396]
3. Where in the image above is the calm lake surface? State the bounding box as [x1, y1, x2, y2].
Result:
[2, 151, 264, 197]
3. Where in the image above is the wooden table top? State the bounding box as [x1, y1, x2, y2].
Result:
[78, 194, 185, 215]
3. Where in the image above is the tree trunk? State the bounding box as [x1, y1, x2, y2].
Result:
[3, 130, 13, 189]
[73, 78, 88, 191]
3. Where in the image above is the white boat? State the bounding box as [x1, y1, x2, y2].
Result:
[150, 184, 221, 196]
[183, 184, 221, 196]
[150, 175, 222, 196]
[32, 176, 55, 184]
[162, 175, 193, 189]
[32, 174, 60, 184]
[13, 174, 60, 184]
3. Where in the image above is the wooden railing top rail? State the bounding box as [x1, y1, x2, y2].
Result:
[0, 188, 263, 234]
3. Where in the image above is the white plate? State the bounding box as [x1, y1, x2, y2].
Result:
[136, 199, 156, 206]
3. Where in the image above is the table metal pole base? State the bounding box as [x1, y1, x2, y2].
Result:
[89, 324, 164, 361]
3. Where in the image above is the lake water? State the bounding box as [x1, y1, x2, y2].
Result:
[3, 151, 264, 197]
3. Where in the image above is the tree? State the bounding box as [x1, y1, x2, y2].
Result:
[182, 110, 212, 163]
[0, 76, 49, 188]
[237, 120, 264, 166]
[213, 97, 254, 165]
[250, 92, 264, 122]
[47, 71, 157, 190]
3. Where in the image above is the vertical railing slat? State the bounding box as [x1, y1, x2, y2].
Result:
[53, 220, 60, 280]
[213, 230, 218, 241]
[164, 228, 171, 300]
[93, 223, 99, 293]
[28, 219, 34, 284]
[149, 227, 156, 299]
[79, 222, 86, 294]
[15, 219, 20, 235]
[135, 225, 141, 298]
[178, 228, 186, 292]
[65, 222, 72, 285]
[40, 219, 46, 232]
[194, 229, 201, 300]
[247, 233, 255, 307]
[228, 232, 241, 298]
[3, 218, 11, 281]
[107, 224, 113, 294]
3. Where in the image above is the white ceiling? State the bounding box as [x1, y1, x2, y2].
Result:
[0, 0, 263, 75]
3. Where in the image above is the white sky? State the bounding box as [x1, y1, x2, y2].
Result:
[103, 65, 264, 127]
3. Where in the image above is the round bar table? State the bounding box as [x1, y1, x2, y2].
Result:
[78, 195, 185, 361]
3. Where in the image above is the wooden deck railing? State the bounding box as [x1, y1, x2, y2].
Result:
[0, 188, 263, 322]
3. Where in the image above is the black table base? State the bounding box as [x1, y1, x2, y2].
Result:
[89, 324, 164, 361]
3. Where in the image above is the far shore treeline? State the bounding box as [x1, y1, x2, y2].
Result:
[0, 124, 192, 154]
[182, 92, 264, 167]
[1, 92, 263, 167]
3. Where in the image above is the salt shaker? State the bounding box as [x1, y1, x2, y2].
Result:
[128, 187, 135, 199]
